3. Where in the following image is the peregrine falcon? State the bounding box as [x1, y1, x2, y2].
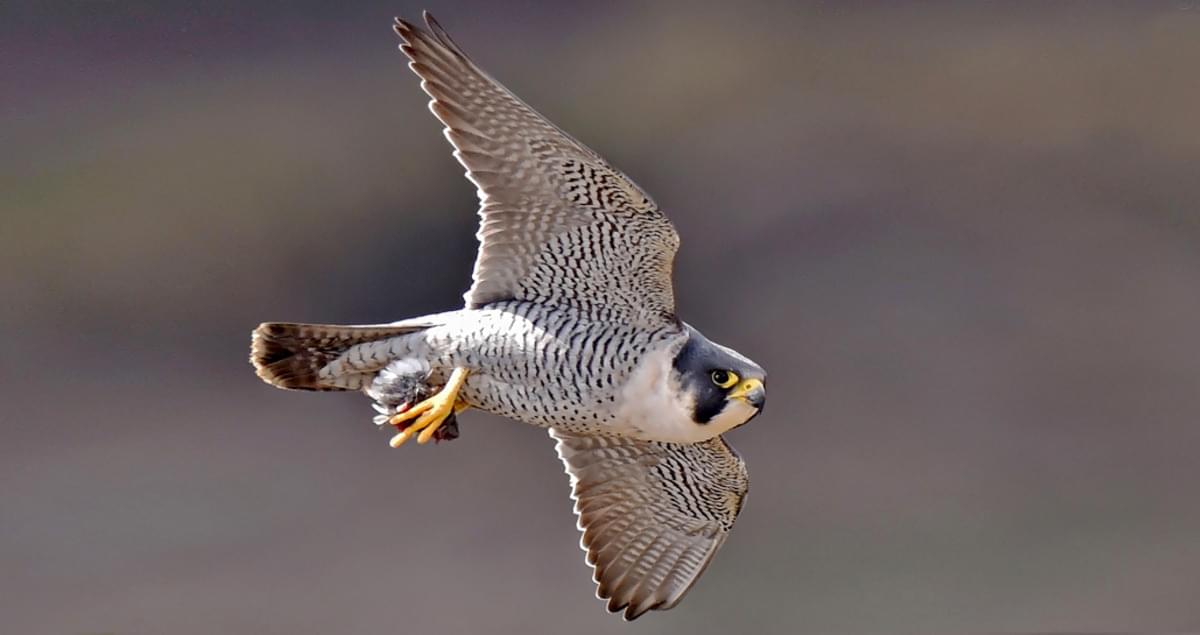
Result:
[250, 12, 766, 620]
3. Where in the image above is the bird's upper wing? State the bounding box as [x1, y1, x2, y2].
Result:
[549, 428, 749, 620]
[395, 14, 680, 328]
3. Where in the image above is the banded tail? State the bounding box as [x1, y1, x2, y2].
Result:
[250, 322, 431, 391]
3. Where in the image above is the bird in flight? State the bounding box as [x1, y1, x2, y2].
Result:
[251, 11, 766, 620]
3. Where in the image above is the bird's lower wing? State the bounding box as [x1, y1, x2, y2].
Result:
[549, 429, 749, 620]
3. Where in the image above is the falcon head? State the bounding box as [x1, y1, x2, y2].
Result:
[671, 325, 766, 434]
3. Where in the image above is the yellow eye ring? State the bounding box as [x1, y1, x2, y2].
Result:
[711, 370, 739, 388]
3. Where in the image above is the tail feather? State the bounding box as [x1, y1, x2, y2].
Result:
[250, 322, 429, 391]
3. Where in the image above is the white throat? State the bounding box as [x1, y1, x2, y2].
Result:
[613, 347, 748, 444]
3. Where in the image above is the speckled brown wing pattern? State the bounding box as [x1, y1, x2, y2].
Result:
[394, 14, 680, 328]
[550, 429, 749, 620]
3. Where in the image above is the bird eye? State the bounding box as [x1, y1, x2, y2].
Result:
[711, 370, 739, 388]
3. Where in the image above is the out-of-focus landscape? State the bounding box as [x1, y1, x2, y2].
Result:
[3, 2, 1200, 633]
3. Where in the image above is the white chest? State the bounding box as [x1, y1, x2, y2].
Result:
[611, 348, 732, 444]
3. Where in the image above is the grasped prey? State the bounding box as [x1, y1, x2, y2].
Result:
[368, 359, 460, 443]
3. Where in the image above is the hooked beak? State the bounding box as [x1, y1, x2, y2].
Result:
[729, 377, 766, 411]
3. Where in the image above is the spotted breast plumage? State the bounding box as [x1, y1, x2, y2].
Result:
[250, 11, 766, 620]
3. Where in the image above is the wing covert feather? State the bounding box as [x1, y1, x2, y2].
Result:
[550, 429, 749, 620]
[394, 13, 680, 326]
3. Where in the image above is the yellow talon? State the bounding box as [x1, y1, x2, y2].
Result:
[388, 367, 469, 447]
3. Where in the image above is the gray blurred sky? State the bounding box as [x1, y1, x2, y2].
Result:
[3, 2, 1200, 633]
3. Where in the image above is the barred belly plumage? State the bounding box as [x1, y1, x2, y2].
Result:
[414, 301, 681, 433]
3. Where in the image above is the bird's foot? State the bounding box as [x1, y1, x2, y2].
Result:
[388, 367, 469, 447]
[387, 401, 461, 442]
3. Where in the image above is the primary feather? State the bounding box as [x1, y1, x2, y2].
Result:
[395, 13, 681, 328]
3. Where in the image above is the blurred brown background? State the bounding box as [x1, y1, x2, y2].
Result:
[3, 1, 1200, 633]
